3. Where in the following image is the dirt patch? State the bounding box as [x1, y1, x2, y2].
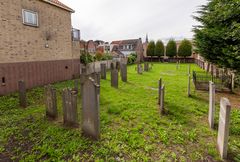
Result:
[216, 91, 240, 109]
[0, 153, 12, 162]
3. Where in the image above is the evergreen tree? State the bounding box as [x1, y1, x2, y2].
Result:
[178, 39, 192, 57]
[166, 39, 177, 57]
[193, 0, 240, 72]
[147, 41, 155, 57]
[155, 40, 165, 58]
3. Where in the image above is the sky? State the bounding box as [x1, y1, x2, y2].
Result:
[60, 0, 207, 43]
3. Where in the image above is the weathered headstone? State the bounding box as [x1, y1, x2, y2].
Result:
[45, 85, 58, 119]
[18, 80, 27, 108]
[62, 89, 78, 126]
[160, 85, 165, 114]
[91, 73, 100, 86]
[100, 63, 106, 80]
[111, 69, 118, 88]
[144, 63, 149, 72]
[187, 65, 191, 97]
[137, 64, 143, 74]
[121, 63, 127, 82]
[217, 98, 231, 159]
[209, 81, 215, 129]
[81, 77, 100, 140]
[158, 78, 162, 105]
[74, 79, 79, 92]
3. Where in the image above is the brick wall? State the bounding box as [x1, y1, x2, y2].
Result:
[0, 0, 75, 63]
[0, 59, 80, 95]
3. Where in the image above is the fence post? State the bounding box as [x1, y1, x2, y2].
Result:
[160, 85, 165, 114]
[158, 78, 162, 105]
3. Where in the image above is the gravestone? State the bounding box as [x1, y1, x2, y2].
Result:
[81, 76, 100, 140]
[111, 62, 118, 88]
[187, 65, 191, 97]
[91, 73, 100, 86]
[116, 61, 121, 71]
[45, 85, 58, 119]
[62, 89, 78, 126]
[18, 80, 27, 108]
[217, 98, 231, 159]
[160, 85, 165, 114]
[111, 69, 118, 88]
[158, 78, 162, 105]
[209, 81, 215, 129]
[137, 64, 143, 74]
[144, 63, 149, 72]
[121, 63, 127, 82]
[74, 79, 79, 92]
[100, 63, 106, 80]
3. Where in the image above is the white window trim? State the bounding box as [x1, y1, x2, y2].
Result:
[22, 9, 39, 27]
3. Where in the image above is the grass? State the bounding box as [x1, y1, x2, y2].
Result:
[0, 63, 239, 161]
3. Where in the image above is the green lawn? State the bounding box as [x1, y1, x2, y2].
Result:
[0, 63, 239, 161]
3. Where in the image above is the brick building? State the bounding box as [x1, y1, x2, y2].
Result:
[110, 38, 144, 61]
[0, 0, 81, 95]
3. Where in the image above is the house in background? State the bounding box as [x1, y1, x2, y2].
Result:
[87, 40, 96, 54]
[110, 38, 144, 60]
[0, 0, 81, 95]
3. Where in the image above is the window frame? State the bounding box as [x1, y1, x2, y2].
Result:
[22, 9, 39, 27]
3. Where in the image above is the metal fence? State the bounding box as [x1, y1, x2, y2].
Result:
[193, 71, 232, 92]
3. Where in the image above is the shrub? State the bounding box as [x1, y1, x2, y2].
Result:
[101, 53, 113, 60]
[80, 51, 94, 65]
[127, 53, 137, 65]
[166, 39, 177, 57]
[95, 52, 103, 61]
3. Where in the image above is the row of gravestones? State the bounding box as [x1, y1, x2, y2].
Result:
[45, 61, 128, 140]
[45, 72, 100, 140]
[208, 81, 231, 159]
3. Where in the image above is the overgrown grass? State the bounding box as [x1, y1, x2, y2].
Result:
[0, 63, 239, 161]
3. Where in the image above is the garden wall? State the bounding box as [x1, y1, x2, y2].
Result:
[0, 59, 80, 96]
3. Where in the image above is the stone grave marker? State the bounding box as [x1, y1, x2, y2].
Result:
[137, 64, 143, 74]
[62, 88, 78, 126]
[187, 65, 191, 97]
[74, 79, 79, 92]
[100, 63, 106, 80]
[45, 85, 58, 119]
[160, 85, 165, 114]
[18, 80, 27, 108]
[144, 63, 149, 72]
[158, 78, 162, 105]
[121, 63, 127, 82]
[81, 76, 100, 140]
[209, 81, 215, 129]
[111, 62, 118, 88]
[91, 72, 101, 86]
[217, 98, 231, 159]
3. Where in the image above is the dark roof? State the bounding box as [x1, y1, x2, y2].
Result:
[42, 0, 74, 13]
[111, 39, 139, 45]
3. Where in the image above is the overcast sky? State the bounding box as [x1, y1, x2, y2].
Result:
[60, 0, 207, 42]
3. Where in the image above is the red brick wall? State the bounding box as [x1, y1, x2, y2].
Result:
[0, 59, 80, 95]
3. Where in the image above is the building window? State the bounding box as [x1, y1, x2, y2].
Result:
[72, 28, 80, 41]
[22, 9, 38, 27]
